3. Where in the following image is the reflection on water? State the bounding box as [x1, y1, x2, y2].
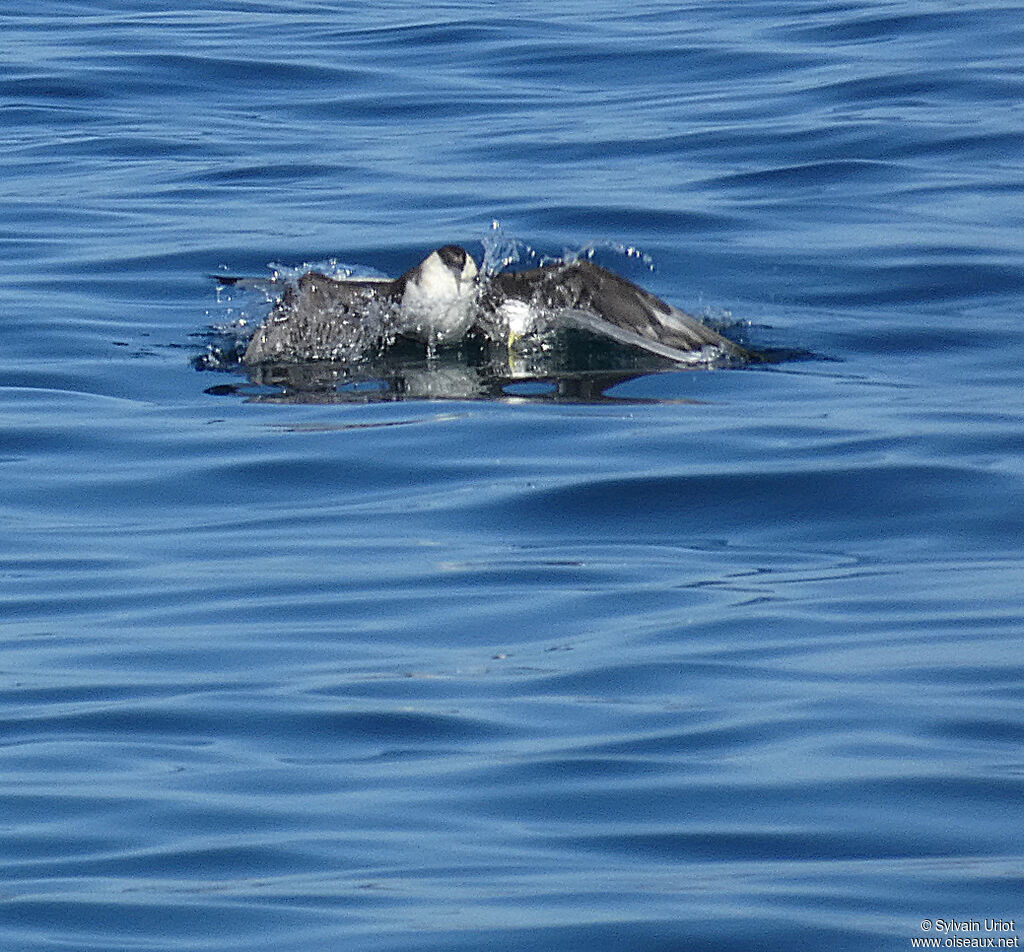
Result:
[198, 333, 668, 404]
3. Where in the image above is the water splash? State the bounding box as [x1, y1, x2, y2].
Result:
[480, 220, 538, 275]
[481, 221, 658, 278]
[561, 238, 657, 272]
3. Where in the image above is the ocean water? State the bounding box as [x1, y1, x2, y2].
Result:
[2, 1, 1024, 950]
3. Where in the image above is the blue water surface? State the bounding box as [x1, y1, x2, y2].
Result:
[2, 2, 1024, 950]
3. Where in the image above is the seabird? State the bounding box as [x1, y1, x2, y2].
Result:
[237, 245, 749, 366]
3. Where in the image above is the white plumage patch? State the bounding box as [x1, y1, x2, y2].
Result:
[400, 251, 479, 341]
[498, 299, 534, 338]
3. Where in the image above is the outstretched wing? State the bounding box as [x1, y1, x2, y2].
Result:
[244, 272, 400, 364]
[211, 274, 279, 289]
[489, 260, 748, 362]
[553, 309, 724, 364]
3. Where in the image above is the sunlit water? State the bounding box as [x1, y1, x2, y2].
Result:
[2, 2, 1023, 950]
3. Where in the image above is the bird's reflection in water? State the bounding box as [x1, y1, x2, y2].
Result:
[198, 328, 711, 405]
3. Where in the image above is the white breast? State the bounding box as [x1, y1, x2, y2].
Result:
[400, 251, 478, 342]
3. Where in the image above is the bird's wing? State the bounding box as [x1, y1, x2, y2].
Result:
[286, 272, 394, 309]
[211, 274, 283, 291]
[244, 273, 399, 364]
[489, 260, 748, 362]
[555, 309, 724, 364]
[211, 272, 392, 302]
